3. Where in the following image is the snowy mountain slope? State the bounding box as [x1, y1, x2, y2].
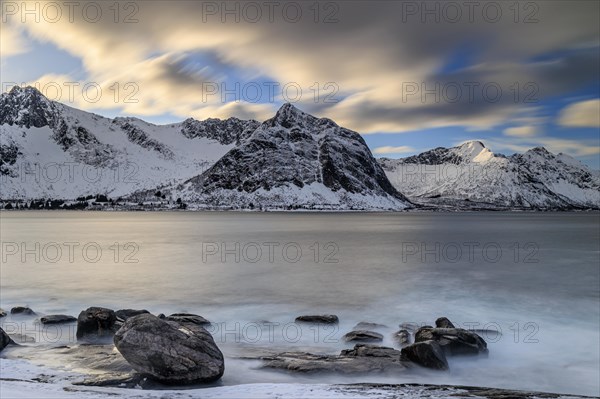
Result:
[379, 141, 600, 210]
[0, 86, 242, 200]
[131, 104, 411, 210]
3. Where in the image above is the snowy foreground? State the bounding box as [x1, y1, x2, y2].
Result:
[0, 358, 594, 399]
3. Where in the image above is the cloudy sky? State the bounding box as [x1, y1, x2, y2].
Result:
[1, 0, 599, 166]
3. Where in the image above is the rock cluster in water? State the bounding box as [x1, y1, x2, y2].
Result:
[0, 305, 492, 386]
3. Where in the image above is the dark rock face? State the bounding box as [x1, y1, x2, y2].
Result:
[1, 327, 13, 351]
[401, 340, 449, 370]
[113, 314, 224, 384]
[175, 104, 410, 209]
[165, 313, 210, 326]
[415, 327, 488, 356]
[353, 322, 388, 330]
[11, 306, 35, 315]
[261, 344, 410, 374]
[115, 309, 150, 321]
[76, 307, 118, 342]
[344, 330, 384, 343]
[435, 317, 455, 328]
[295, 315, 339, 324]
[40, 315, 77, 324]
[180, 117, 260, 145]
[393, 329, 411, 346]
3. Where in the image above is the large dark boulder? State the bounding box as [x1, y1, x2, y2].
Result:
[165, 313, 210, 326]
[113, 314, 224, 384]
[1, 327, 13, 351]
[401, 340, 449, 370]
[11, 306, 35, 315]
[40, 315, 77, 324]
[76, 307, 118, 342]
[295, 315, 339, 324]
[115, 309, 150, 321]
[415, 327, 488, 356]
[344, 330, 383, 343]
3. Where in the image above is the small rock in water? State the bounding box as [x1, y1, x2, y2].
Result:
[40, 315, 77, 324]
[114, 313, 224, 384]
[0, 308, 7, 317]
[393, 329, 411, 346]
[353, 322, 388, 330]
[415, 327, 488, 356]
[295, 315, 339, 324]
[115, 309, 150, 321]
[11, 306, 35, 315]
[344, 330, 384, 343]
[166, 313, 210, 326]
[435, 317, 455, 328]
[401, 340, 449, 370]
[76, 307, 118, 342]
[1, 327, 13, 351]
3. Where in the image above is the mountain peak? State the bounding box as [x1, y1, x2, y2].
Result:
[6, 85, 45, 100]
[454, 140, 493, 163]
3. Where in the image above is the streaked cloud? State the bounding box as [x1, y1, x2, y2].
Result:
[504, 126, 539, 137]
[373, 146, 416, 155]
[558, 99, 600, 127]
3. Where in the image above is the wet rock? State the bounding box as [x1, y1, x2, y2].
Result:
[415, 327, 488, 356]
[115, 309, 150, 321]
[1, 327, 13, 351]
[73, 373, 147, 388]
[344, 330, 384, 343]
[260, 344, 411, 374]
[399, 322, 421, 333]
[11, 306, 35, 315]
[393, 329, 411, 346]
[114, 313, 224, 384]
[76, 307, 118, 342]
[8, 333, 35, 344]
[401, 340, 449, 370]
[40, 315, 77, 324]
[165, 313, 210, 326]
[295, 315, 339, 324]
[435, 317, 455, 328]
[353, 322, 388, 330]
[0, 308, 7, 317]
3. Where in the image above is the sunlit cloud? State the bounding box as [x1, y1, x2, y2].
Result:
[504, 126, 539, 137]
[373, 146, 416, 155]
[558, 99, 600, 128]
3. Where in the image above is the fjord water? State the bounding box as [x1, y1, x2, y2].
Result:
[0, 211, 599, 395]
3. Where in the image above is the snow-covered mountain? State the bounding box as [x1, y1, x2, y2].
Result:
[131, 104, 411, 210]
[379, 141, 600, 210]
[0, 87, 409, 210]
[0, 86, 253, 200]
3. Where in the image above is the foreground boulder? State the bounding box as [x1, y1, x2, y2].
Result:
[165, 313, 210, 326]
[0, 308, 6, 317]
[415, 327, 488, 356]
[114, 313, 224, 384]
[76, 307, 118, 342]
[295, 315, 339, 324]
[40, 314, 77, 324]
[115, 309, 150, 321]
[344, 330, 383, 343]
[261, 344, 410, 374]
[401, 340, 449, 370]
[1, 327, 13, 351]
[11, 306, 35, 315]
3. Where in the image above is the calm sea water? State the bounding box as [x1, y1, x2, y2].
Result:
[1, 211, 599, 395]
